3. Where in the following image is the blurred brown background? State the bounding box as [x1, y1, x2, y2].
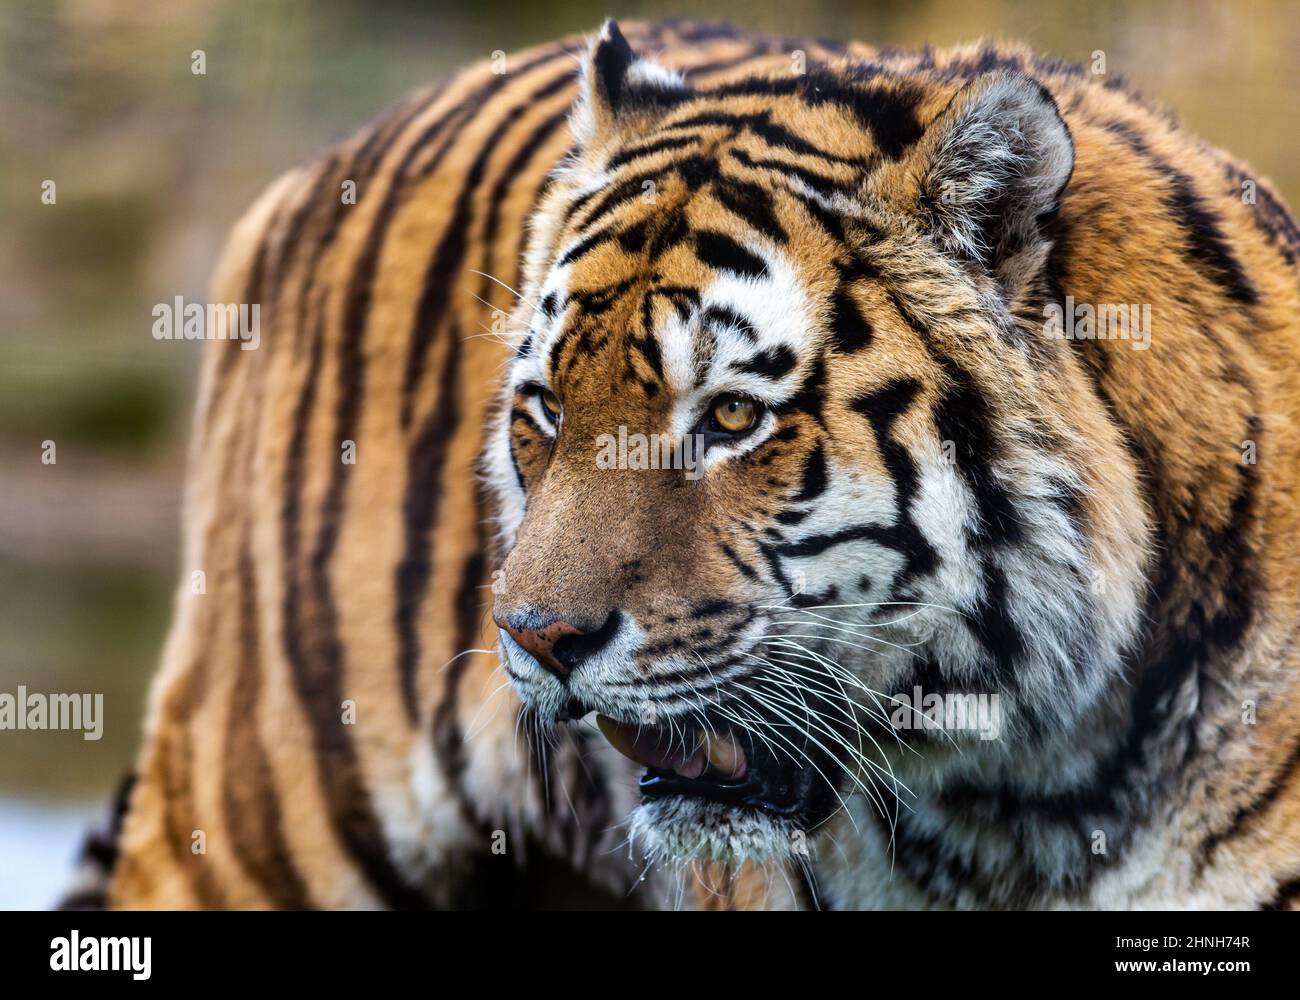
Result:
[0, 0, 1296, 906]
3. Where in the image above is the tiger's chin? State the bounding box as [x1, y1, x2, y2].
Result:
[629, 796, 802, 867]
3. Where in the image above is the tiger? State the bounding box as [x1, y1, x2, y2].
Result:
[85, 17, 1300, 910]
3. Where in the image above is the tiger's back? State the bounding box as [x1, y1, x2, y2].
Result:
[103, 20, 1300, 909]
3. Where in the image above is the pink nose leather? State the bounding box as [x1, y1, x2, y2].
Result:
[496, 616, 584, 676]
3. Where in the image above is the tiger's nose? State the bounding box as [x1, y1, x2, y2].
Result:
[495, 610, 622, 679]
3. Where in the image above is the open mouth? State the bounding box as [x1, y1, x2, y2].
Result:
[596, 714, 833, 819]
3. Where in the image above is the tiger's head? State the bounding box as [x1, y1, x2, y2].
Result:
[486, 21, 1151, 867]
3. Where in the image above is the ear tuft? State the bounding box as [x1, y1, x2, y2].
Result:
[915, 74, 1074, 270]
[573, 19, 690, 145]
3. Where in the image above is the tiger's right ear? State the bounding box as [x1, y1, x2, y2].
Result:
[572, 19, 691, 145]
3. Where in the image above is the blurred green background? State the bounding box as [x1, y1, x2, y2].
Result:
[0, 0, 1296, 906]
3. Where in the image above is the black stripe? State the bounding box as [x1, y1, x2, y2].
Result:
[83, 834, 116, 870]
[719, 540, 761, 580]
[645, 211, 690, 261]
[58, 890, 108, 911]
[789, 583, 839, 608]
[558, 228, 615, 266]
[967, 561, 1025, 683]
[279, 316, 427, 909]
[281, 155, 348, 355]
[272, 72, 516, 907]
[658, 109, 867, 169]
[704, 72, 924, 159]
[617, 219, 649, 253]
[1105, 122, 1258, 307]
[1165, 170, 1259, 305]
[291, 87, 444, 355]
[729, 148, 850, 199]
[750, 118, 867, 167]
[567, 169, 661, 229]
[430, 497, 490, 830]
[630, 331, 665, 382]
[712, 176, 788, 245]
[56, 773, 136, 911]
[213, 187, 279, 384]
[931, 358, 1022, 547]
[867, 803, 1020, 907]
[733, 344, 797, 380]
[620, 653, 751, 690]
[1200, 732, 1300, 867]
[608, 134, 701, 170]
[890, 300, 1030, 677]
[225, 546, 313, 908]
[654, 110, 757, 132]
[692, 598, 740, 618]
[510, 405, 544, 435]
[784, 354, 828, 425]
[701, 304, 757, 342]
[787, 187, 850, 242]
[574, 152, 715, 234]
[694, 229, 768, 278]
[792, 443, 827, 503]
[225, 299, 311, 910]
[479, 108, 572, 297]
[396, 328, 464, 720]
[204, 145, 346, 440]
[1264, 875, 1300, 911]
[829, 282, 873, 352]
[842, 379, 940, 590]
[1220, 161, 1300, 266]
[401, 65, 581, 425]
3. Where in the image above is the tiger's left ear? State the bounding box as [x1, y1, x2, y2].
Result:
[896, 73, 1074, 275]
[572, 19, 692, 145]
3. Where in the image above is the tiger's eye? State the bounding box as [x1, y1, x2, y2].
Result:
[539, 388, 562, 422]
[711, 395, 758, 434]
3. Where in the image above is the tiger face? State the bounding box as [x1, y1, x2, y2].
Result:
[487, 21, 1151, 866]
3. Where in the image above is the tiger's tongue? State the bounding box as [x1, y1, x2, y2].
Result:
[596, 715, 746, 781]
